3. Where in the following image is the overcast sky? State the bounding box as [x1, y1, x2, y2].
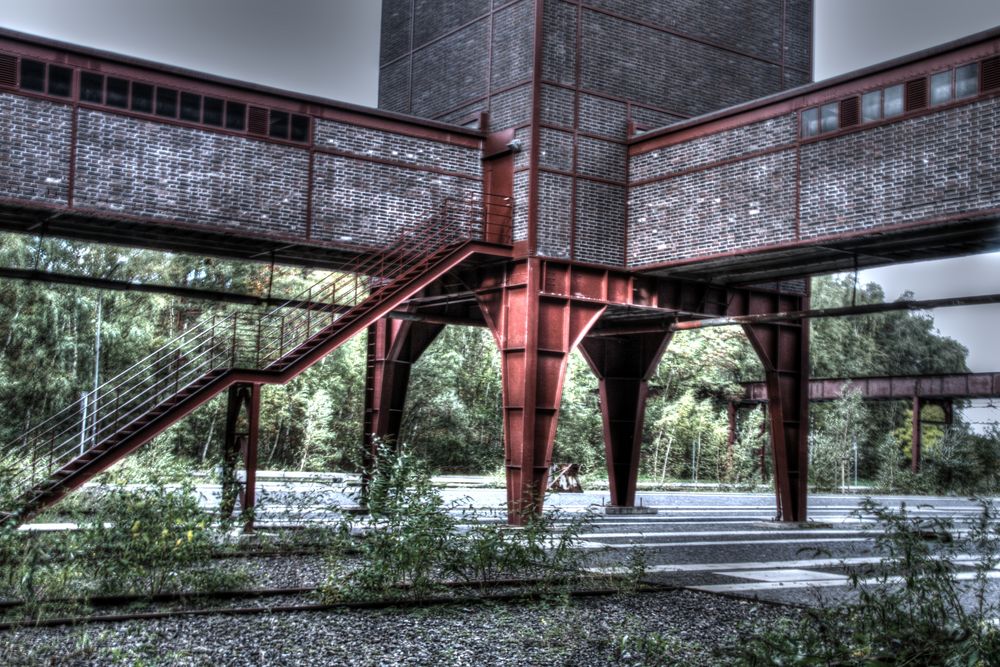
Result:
[0, 1, 997, 383]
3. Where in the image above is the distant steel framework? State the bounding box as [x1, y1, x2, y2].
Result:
[0, 1, 998, 525]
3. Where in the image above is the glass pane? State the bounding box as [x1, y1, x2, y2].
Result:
[19, 59, 45, 92]
[155, 87, 178, 117]
[290, 115, 310, 142]
[131, 82, 153, 112]
[883, 84, 904, 117]
[801, 108, 819, 137]
[861, 90, 881, 122]
[203, 97, 224, 126]
[930, 70, 952, 105]
[47, 65, 72, 97]
[80, 72, 104, 103]
[820, 102, 839, 132]
[269, 110, 289, 139]
[225, 101, 246, 130]
[956, 63, 978, 98]
[180, 92, 201, 121]
[106, 77, 129, 108]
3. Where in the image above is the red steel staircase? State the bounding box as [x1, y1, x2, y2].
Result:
[1, 195, 511, 524]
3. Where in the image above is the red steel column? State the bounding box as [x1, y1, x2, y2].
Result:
[221, 382, 261, 532]
[579, 331, 672, 507]
[239, 383, 261, 533]
[477, 259, 605, 524]
[911, 395, 923, 473]
[739, 291, 810, 522]
[362, 318, 443, 490]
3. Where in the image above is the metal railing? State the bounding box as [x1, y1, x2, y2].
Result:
[1, 193, 512, 507]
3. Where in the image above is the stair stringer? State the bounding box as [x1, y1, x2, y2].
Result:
[10, 241, 509, 522]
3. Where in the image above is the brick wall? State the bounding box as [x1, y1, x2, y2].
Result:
[74, 110, 310, 238]
[627, 94, 1000, 268]
[0, 93, 71, 204]
[799, 98, 1000, 240]
[0, 92, 481, 251]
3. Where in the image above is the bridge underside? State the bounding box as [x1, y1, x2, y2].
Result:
[646, 215, 1000, 284]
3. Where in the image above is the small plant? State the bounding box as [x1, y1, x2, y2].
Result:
[323, 444, 592, 601]
[79, 479, 229, 597]
[731, 498, 1000, 665]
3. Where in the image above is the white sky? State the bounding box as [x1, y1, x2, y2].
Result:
[0, 0, 997, 378]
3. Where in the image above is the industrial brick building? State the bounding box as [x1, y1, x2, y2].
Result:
[0, 1, 998, 525]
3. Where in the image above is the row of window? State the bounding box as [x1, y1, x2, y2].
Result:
[2, 54, 310, 144]
[801, 56, 999, 138]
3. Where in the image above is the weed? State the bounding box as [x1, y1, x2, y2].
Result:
[730, 498, 1000, 665]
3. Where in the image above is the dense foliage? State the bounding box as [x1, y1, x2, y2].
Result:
[0, 233, 995, 493]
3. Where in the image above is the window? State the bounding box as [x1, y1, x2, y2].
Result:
[269, 110, 289, 139]
[930, 70, 952, 105]
[956, 63, 978, 98]
[106, 77, 129, 108]
[80, 72, 104, 103]
[47, 65, 72, 97]
[203, 97, 224, 126]
[801, 107, 819, 137]
[131, 82, 153, 112]
[180, 92, 201, 122]
[225, 101, 245, 130]
[9, 55, 313, 144]
[820, 102, 839, 132]
[19, 59, 45, 92]
[155, 87, 177, 117]
[883, 84, 904, 117]
[861, 90, 881, 123]
[291, 115, 310, 142]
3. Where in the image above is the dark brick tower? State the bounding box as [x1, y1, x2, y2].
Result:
[378, 0, 812, 265]
[373, 1, 815, 522]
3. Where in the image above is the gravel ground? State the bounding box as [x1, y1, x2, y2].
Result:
[0, 588, 795, 666]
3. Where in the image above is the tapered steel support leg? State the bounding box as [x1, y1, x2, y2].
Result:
[477, 259, 605, 524]
[579, 331, 672, 507]
[221, 382, 261, 532]
[740, 292, 810, 522]
[361, 318, 443, 492]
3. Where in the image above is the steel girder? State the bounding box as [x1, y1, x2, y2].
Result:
[362, 317, 444, 476]
[220, 382, 261, 532]
[579, 331, 672, 507]
[476, 259, 605, 524]
[732, 290, 810, 522]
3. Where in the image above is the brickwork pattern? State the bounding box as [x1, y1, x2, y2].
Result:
[581, 9, 784, 118]
[0, 94, 71, 204]
[380, 0, 413, 65]
[576, 135, 626, 182]
[539, 84, 575, 128]
[583, 0, 785, 64]
[575, 179, 625, 265]
[492, 0, 536, 91]
[411, 19, 490, 118]
[630, 113, 797, 182]
[489, 84, 534, 131]
[628, 150, 798, 265]
[314, 120, 482, 175]
[542, 0, 577, 85]
[578, 94, 628, 139]
[74, 110, 309, 237]
[538, 127, 575, 173]
[536, 171, 572, 257]
[799, 99, 1000, 239]
[377, 59, 411, 114]
[311, 154, 480, 247]
[414, 0, 491, 47]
